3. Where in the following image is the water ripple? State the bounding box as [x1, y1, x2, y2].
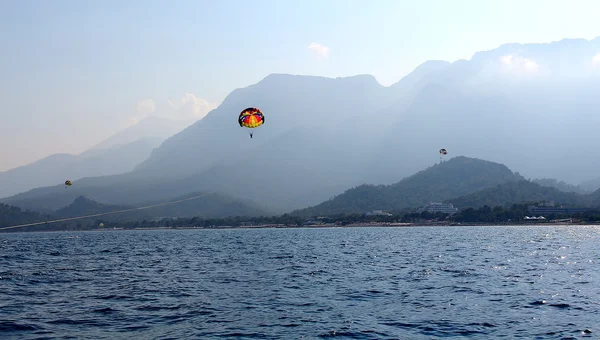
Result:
[1, 226, 599, 338]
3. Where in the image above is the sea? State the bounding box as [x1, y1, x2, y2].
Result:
[1, 226, 599, 339]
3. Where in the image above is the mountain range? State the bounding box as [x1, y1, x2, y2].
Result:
[0, 190, 271, 232]
[447, 179, 594, 209]
[53, 192, 270, 221]
[3, 37, 600, 216]
[298, 156, 600, 216]
[3, 156, 600, 231]
[291, 156, 524, 216]
[0, 116, 188, 199]
[88, 116, 192, 151]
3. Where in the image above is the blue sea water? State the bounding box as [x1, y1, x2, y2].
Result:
[1, 226, 599, 339]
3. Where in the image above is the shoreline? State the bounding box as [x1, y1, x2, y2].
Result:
[3, 221, 600, 234]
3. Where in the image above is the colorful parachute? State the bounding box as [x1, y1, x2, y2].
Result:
[65, 180, 72, 187]
[238, 107, 264, 138]
[439, 148, 448, 161]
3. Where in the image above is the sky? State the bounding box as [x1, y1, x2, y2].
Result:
[1, 0, 600, 171]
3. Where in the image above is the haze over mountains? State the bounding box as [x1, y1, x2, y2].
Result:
[3, 37, 600, 217]
[0, 116, 188, 199]
[4, 156, 600, 230]
[89, 116, 191, 151]
[53, 192, 270, 221]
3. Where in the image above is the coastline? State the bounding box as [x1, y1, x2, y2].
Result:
[4, 220, 599, 234]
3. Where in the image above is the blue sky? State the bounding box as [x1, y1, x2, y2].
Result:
[1, 0, 600, 170]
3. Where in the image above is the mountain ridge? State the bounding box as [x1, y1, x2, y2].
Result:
[4, 37, 600, 214]
[290, 156, 525, 216]
[447, 180, 592, 209]
[0, 137, 164, 199]
[89, 116, 191, 151]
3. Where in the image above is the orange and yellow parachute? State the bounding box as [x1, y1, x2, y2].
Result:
[238, 108, 264, 138]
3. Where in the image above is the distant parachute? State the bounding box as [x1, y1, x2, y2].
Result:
[439, 148, 448, 161]
[238, 107, 264, 138]
[64, 180, 72, 189]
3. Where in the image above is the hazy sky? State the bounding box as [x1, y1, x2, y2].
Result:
[1, 0, 600, 171]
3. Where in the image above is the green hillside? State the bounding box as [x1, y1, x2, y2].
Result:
[0, 203, 49, 230]
[291, 156, 524, 216]
[54, 192, 272, 221]
[447, 180, 591, 209]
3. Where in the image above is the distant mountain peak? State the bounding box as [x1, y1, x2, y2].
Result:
[256, 73, 383, 88]
[334, 73, 380, 82]
[390, 60, 451, 91]
[471, 36, 600, 63]
[414, 60, 451, 70]
[67, 195, 109, 209]
[71, 195, 94, 204]
[89, 115, 189, 151]
[53, 195, 128, 218]
[258, 73, 327, 83]
[393, 156, 518, 185]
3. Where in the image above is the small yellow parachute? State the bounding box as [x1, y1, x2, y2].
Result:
[65, 180, 72, 189]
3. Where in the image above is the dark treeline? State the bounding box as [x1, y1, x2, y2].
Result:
[452, 204, 600, 223]
[99, 204, 600, 227]
[0, 203, 49, 229]
[4, 203, 600, 233]
[99, 204, 600, 230]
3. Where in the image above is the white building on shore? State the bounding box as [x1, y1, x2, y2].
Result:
[365, 210, 393, 216]
[417, 202, 459, 214]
